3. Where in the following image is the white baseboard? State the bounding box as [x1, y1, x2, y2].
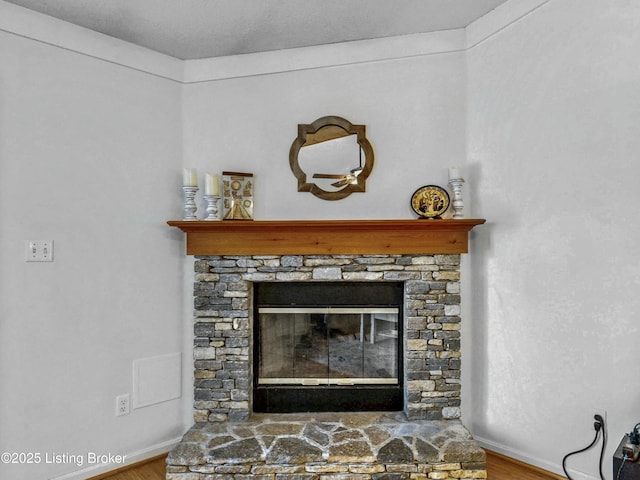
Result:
[476, 435, 597, 480]
[48, 437, 181, 480]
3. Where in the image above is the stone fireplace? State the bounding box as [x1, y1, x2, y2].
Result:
[166, 219, 486, 480]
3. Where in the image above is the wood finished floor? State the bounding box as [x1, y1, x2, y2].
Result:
[92, 450, 564, 480]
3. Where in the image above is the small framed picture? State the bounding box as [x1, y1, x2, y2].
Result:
[222, 171, 254, 220]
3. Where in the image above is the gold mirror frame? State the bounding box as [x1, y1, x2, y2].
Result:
[289, 116, 374, 201]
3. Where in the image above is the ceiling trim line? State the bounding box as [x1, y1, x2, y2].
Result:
[182, 30, 466, 84]
[0, 1, 184, 82]
[466, 0, 553, 50]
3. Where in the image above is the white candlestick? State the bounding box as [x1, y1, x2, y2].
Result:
[182, 186, 198, 220]
[203, 195, 220, 220]
[448, 166, 461, 180]
[448, 178, 465, 218]
[183, 168, 198, 187]
[205, 174, 219, 196]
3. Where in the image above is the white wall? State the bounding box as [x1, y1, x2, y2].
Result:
[182, 40, 466, 219]
[465, 1, 640, 478]
[0, 18, 185, 480]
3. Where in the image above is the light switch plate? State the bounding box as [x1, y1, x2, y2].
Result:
[25, 240, 54, 262]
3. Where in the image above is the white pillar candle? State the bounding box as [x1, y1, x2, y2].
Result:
[205, 174, 219, 196]
[183, 168, 198, 187]
[448, 166, 462, 180]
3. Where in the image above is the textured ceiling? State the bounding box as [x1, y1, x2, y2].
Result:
[4, 0, 510, 60]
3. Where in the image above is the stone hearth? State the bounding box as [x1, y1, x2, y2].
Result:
[166, 251, 487, 479]
[167, 413, 486, 479]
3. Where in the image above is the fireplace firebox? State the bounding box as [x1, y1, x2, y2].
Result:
[254, 282, 403, 412]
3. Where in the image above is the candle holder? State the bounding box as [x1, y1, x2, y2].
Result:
[182, 186, 199, 220]
[448, 177, 465, 218]
[203, 195, 221, 220]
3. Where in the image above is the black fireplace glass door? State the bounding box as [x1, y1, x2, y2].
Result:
[258, 311, 329, 381]
[327, 312, 398, 382]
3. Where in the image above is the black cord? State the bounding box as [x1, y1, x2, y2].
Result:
[562, 428, 601, 479]
[598, 419, 607, 480]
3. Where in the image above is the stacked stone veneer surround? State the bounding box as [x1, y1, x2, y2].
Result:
[193, 254, 462, 422]
[166, 254, 487, 479]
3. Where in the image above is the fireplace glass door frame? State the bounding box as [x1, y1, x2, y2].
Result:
[253, 281, 404, 413]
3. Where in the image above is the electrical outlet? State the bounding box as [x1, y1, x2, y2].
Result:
[593, 408, 607, 429]
[116, 394, 130, 416]
[25, 240, 54, 262]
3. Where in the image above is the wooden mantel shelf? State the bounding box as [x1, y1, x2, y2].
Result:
[167, 219, 485, 256]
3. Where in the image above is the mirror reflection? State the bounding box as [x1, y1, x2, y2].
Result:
[300, 132, 362, 191]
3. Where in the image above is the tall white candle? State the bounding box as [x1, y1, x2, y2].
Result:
[183, 168, 198, 187]
[212, 175, 219, 195]
[448, 166, 462, 180]
[205, 174, 219, 196]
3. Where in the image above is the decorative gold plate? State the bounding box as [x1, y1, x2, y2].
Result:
[410, 185, 450, 219]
